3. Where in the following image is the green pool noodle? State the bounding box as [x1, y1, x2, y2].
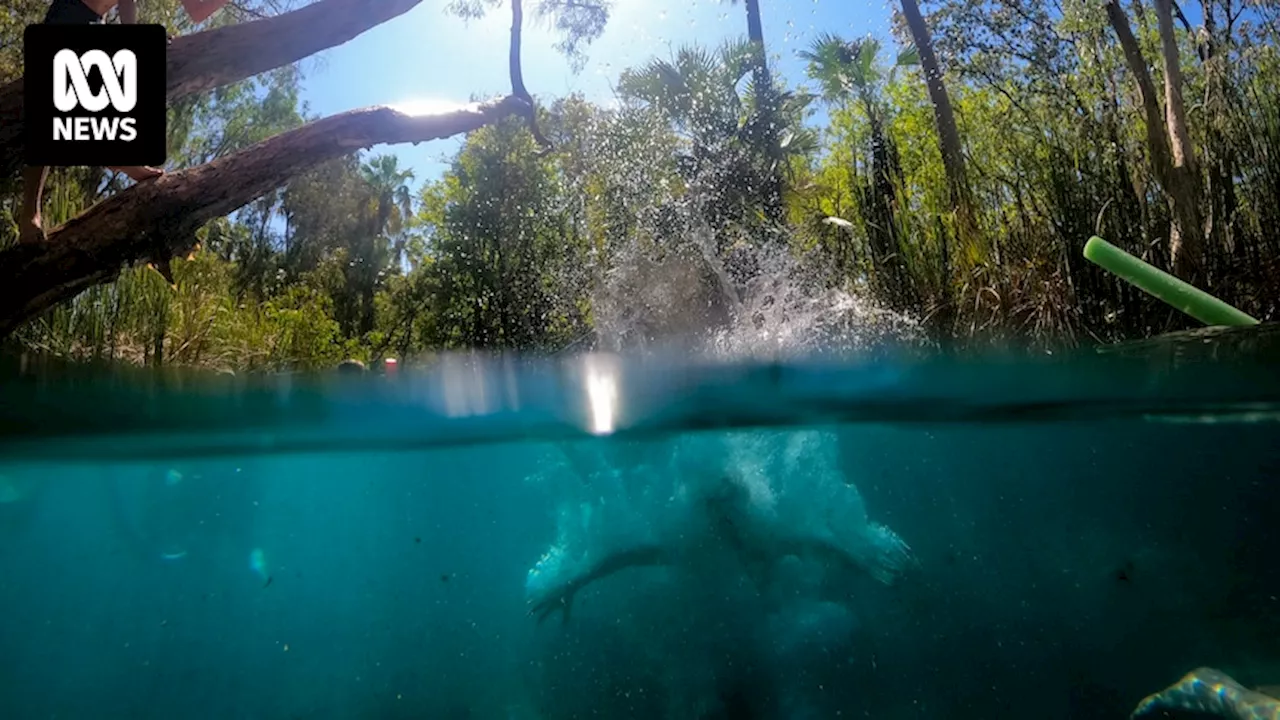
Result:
[1083, 236, 1259, 327]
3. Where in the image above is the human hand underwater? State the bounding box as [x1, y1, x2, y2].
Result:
[528, 580, 580, 625]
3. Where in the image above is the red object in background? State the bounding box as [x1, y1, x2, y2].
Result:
[384, 358, 398, 375]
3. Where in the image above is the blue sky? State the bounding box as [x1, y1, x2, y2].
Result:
[297, 0, 893, 182]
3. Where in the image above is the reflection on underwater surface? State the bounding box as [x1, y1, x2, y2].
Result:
[0, 336, 1278, 718]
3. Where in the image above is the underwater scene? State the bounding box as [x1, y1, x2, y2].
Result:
[1, 331, 1279, 720]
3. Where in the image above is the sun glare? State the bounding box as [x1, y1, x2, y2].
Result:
[583, 354, 621, 436]
[388, 98, 473, 117]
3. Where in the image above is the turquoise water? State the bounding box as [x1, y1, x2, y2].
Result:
[1, 331, 1279, 718]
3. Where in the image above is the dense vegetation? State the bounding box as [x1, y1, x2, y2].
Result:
[2, 0, 1278, 370]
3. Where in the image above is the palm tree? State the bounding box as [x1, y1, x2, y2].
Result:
[801, 34, 918, 308]
[802, 34, 918, 110]
[726, 0, 784, 223]
[619, 40, 817, 167]
[618, 42, 753, 148]
[800, 34, 916, 182]
[361, 154, 416, 248]
[351, 154, 415, 335]
[727, 0, 770, 97]
[618, 41, 817, 239]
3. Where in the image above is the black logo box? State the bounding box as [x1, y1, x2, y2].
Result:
[24, 24, 167, 168]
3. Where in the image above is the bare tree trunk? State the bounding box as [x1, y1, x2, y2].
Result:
[1155, 0, 1203, 274]
[738, 0, 785, 226]
[898, 0, 968, 216]
[1105, 0, 1203, 277]
[743, 0, 771, 91]
[1156, 0, 1197, 177]
[1199, 1, 1236, 261]
[0, 97, 530, 337]
[0, 0, 427, 181]
[898, 0, 973, 339]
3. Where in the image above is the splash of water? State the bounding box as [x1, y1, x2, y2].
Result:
[528, 128, 931, 709]
[586, 143, 922, 360]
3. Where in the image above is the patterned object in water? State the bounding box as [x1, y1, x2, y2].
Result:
[1131, 667, 1280, 719]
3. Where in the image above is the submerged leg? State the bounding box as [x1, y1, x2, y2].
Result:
[529, 544, 673, 625]
[774, 524, 917, 588]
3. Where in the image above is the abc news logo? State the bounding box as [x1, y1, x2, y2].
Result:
[25, 24, 166, 167]
[53, 48, 140, 142]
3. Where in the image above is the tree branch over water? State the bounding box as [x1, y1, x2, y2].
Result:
[0, 0, 429, 181]
[0, 0, 567, 338]
[0, 97, 531, 338]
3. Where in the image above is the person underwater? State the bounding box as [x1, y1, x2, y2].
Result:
[527, 473, 915, 624]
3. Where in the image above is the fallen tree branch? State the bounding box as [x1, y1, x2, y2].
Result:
[0, 0, 427, 180]
[0, 96, 530, 337]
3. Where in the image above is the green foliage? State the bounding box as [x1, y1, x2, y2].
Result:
[165, 251, 348, 371]
[412, 116, 591, 351]
[617, 40, 816, 262]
